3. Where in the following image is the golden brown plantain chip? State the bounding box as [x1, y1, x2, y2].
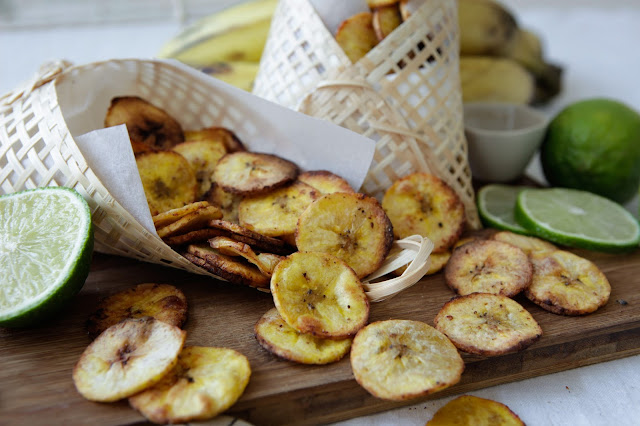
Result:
[214, 151, 299, 196]
[203, 183, 243, 223]
[238, 181, 318, 240]
[372, 4, 403, 41]
[153, 201, 211, 230]
[382, 172, 465, 253]
[526, 250, 611, 315]
[156, 205, 223, 239]
[163, 228, 225, 247]
[73, 317, 186, 402]
[350, 320, 464, 401]
[255, 308, 352, 365]
[445, 239, 532, 297]
[336, 12, 379, 63]
[434, 293, 542, 356]
[172, 139, 227, 198]
[86, 283, 188, 338]
[209, 236, 283, 277]
[105, 96, 184, 151]
[208, 219, 292, 255]
[136, 151, 198, 216]
[492, 230, 557, 257]
[298, 170, 355, 195]
[129, 346, 251, 424]
[426, 395, 525, 426]
[296, 192, 394, 278]
[271, 251, 369, 339]
[184, 126, 246, 153]
[187, 244, 270, 288]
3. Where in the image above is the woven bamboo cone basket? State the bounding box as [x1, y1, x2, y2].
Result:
[253, 0, 480, 228]
[0, 58, 432, 301]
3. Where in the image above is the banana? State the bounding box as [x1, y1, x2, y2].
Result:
[460, 56, 535, 104]
[458, 0, 518, 55]
[198, 61, 261, 92]
[158, 0, 277, 66]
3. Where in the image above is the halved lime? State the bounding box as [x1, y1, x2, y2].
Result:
[477, 184, 531, 234]
[514, 187, 640, 253]
[0, 187, 94, 327]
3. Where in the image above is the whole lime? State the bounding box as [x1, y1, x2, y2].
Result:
[540, 98, 640, 204]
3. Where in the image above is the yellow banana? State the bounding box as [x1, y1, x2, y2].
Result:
[199, 61, 261, 92]
[460, 56, 534, 104]
[158, 0, 277, 67]
[458, 0, 518, 55]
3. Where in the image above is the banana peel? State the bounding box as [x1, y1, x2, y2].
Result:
[460, 56, 535, 104]
[199, 62, 261, 92]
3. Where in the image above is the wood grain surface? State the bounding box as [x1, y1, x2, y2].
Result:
[2, 245, 639, 426]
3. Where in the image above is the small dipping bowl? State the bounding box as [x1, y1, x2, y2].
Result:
[464, 102, 549, 182]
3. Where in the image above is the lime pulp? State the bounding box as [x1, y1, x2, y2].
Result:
[477, 184, 531, 234]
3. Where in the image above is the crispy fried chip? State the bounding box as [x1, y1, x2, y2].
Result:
[203, 183, 242, 223]
[271, 251, 369, 339]
[86, 283, 188, 338]
[445, 239, 532, 297]
[214, 151, 299, 195]
[336, 12, 379, 63]
[434, 293, 542, 356]
[129, 346, 250, 424]
[172, 139, 228, 198]
[208, 219, 292, 254]
[209, 236, 283, 277]
[373, 4, 402, 41]
[298, 170, 355, 195]
[187, 244, 270, 288]
[255, 308, 352, 365]
[399, 0, 417, 20]
[184, 126, 246, 153]
[296, 192, 394, 278]
[239, 181, 318, 240]
[427, 395, 525, 426]
[382, 172, 465, 253]
[526, 250, 611, 315]
[136, 151, 198, 216]
[367, 0, 399, 7]
[492, 231, 557, 257]
[350, 320, 464, 401]
[73, 317, 186, 402]
[153, 201, 211, 230]
[105, 96, 184, 151]
[156, 205, 223, 239]
[163, 228, 225, 247]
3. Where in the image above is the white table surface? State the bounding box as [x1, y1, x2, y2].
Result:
[2, 1, 639, 425]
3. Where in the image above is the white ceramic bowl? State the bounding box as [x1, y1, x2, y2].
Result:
[464, 102, 549, 182]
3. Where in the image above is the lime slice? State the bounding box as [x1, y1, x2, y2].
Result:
[477, 184, 531, 234]
[514, 187, 640, 253]
[0, 187, 94, 327]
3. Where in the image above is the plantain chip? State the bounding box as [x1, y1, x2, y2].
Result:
[156, 205, 223, 239]
[129, 346, 251, 424]
[296, 192, 394, 278]
[255, 308, 352, 365]
[526, 250, 611, 315]
[271, 251, 369, 339]
[73, 317, 186, 402]
[86, 283, 188, 338]
[434, 293, 542, 356]
[372, 4, 403, 41]
[172, 139, 227, 198]
[136, 151, 198, 216]
[209, 236, 283, 277]
[164, 228, 225, 247]
[208, 219, 292, 255]
[298, 170, 355, 195]
[105, 96, 184, 151]
[367, 0, 399, 7]
[186, 244, 270, 288]
[336, 12, 379, 63]
[203, 183, 243, 223]
[350, 320, 464, 401]
[152, 201, 211, 230]
[239, 180, 318, 240]
[427, 395, 525, 426]
[445, 239, 532, 297]
[492, 230, 557, 257]
[184, 126, 246, 153]
[213, 151, 299, 195]
[382, 172, 465, 253]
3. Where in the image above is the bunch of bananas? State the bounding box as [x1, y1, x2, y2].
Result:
[459, 0, 562, 105]
[158, 0, 560, 104]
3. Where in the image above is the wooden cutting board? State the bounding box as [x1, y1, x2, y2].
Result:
[2, 246, 640, 425]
